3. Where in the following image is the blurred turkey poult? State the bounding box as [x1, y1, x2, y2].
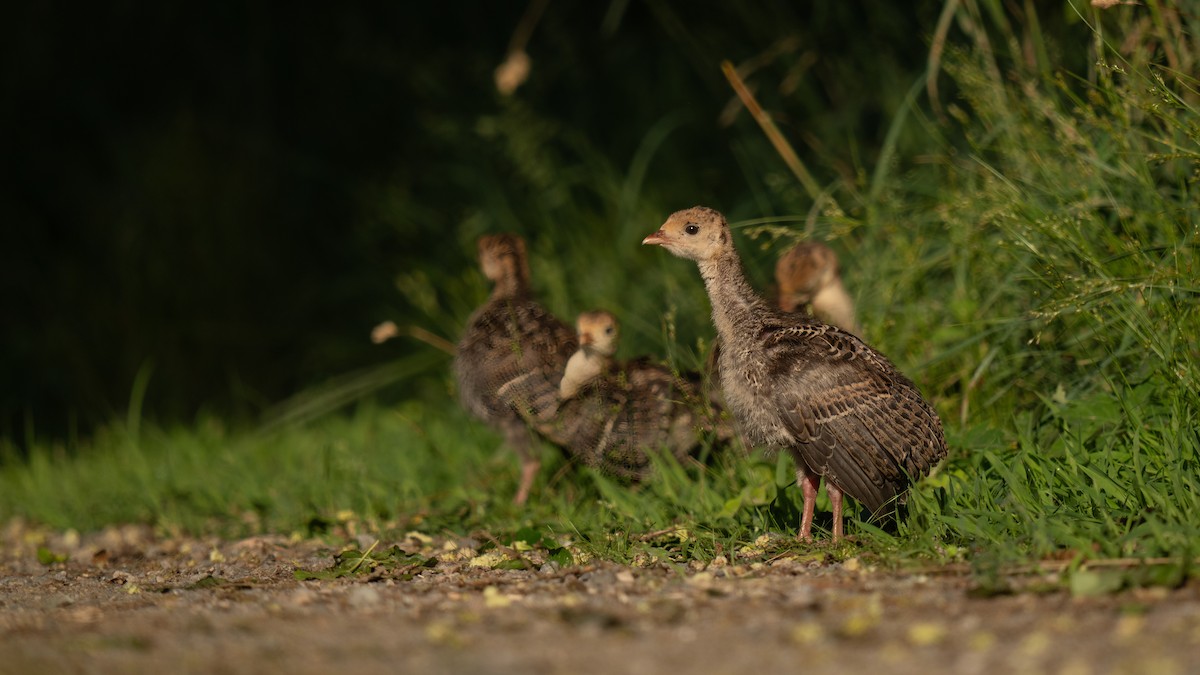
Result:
[455, 233, 730, 504]
[453, 233, 576, 506]
[774, 240, 860, 336]
[501, 309, 733, 482]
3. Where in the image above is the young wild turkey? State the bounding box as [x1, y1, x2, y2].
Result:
[775, 241, 860, 336]
[506, 309, 729, 482]
[558, 310, 619, 400]
[707, 240, 862, 389]
[643, 207, 946, 541]
[454, 233, 576, 505]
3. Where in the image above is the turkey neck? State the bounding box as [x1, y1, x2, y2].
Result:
[490, 266, 529, 301]
[811, 279, 859, 335]
[697, 250, 767, 347]
[560, 346, 607, 398]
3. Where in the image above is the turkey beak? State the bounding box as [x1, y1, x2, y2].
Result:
[642, 229, 668, 246]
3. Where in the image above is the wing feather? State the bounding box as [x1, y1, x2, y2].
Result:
[762, 322, 945, 514]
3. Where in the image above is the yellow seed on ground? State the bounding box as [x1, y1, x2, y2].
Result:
[837, 595, 883, 638]
[468, 551, 509, 568]
[1114, 614, 1145, 641]
[405, 531, 433, 544]
[483, 586, 513, 608]
[425, 620, 460, 646]
[791, 621, 825, 645]
[907, 621, 947, 646]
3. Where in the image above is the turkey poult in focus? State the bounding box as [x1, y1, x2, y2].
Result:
[508, 309, 730, 482]
[643, 207, 946, 541]
[454, 233, 576, 505]
[775, 241, 860, 336]
[707, 239, 861, 387]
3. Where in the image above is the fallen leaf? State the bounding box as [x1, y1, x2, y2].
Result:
[1070, 569, 1124, 597]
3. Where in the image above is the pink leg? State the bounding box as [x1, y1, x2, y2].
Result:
[513, 456, 541, 506]
[828, 482, 844, 542]
[797, 468, 820, 541]
[503, 420, 540, 506]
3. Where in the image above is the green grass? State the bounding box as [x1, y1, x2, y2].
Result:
[0, 398, 829, 560]
[4, 2, 1200, 581]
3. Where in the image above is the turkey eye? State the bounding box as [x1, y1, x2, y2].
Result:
[684, 224, 700, 235]
[605, 326, 614, 334]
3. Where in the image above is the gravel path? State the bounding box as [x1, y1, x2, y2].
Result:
[2, 522, 1197, 675]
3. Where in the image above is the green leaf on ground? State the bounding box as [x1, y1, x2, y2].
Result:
[36, 547, 68, 565]
[295, 543, 436, 581]
[186, 575, 225, 590]
[1069, 569, 1125, 597]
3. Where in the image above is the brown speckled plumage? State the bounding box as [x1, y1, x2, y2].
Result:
[454, 234, 576, 505]
[644, 207, 946, 540]
[504, 310, 731, 481]
[707, 239, 861, 399]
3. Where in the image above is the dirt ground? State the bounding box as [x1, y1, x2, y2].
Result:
[2, 522, 1198, 675]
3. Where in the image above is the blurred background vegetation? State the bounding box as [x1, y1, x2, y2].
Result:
[3, 1, 1199, 569]
[3, 1, 965, 440]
